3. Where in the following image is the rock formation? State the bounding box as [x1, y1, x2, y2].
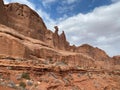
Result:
[112, 55, 120, 65]
[0, 0, 118, 69]
[76, 44, 109, 61]
[0, 0, 117, 68]
[59, 31, 69, 50]
[5, 2, 47, 41]
[0, 1, 70, 51]
[53, 26, 60, 49]
[52, 26, 69, 50]
[0, 0, 120, 90]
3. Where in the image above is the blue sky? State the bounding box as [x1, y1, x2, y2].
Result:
[4, 0, 120, 56]
[30, 0, 112, 20]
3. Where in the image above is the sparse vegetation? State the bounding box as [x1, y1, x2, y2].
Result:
[19, 81, 26, 88]
[21, 72, 30, 80]
[7, 81, 16, 88]
[76, 65, 84, 69]
[63, 77, 70, 86]
[72, 85, 80, 90]
[49, 58, 53, 62]
[55, 60, 68, 66]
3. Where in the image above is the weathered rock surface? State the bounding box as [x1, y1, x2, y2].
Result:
[52, 26, 69, 50]
[59, 31, 69, 50]
[76, 44, 110, 61]
[53, 26, 60, 49]
[0, 59, 120, 90]
[5, 3, 47, 41]
[0, 0, 8, 25]
[112, 55, 120, 65]
[0, 25, 31, 59]
[0, 24, 95, 68]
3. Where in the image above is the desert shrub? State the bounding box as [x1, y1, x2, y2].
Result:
[7, 81, 16, 88]
[49, 58, 53, 62]
[55, 61, 68, 66]
[63, 77, 70, 86]
[72, 85, 80, 90]
[19, 81, 26, 88]
[21, 72, 30, 80]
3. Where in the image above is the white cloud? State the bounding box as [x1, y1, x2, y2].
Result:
[97, 36, 107, 43]
[41, 0, 56, 4]
[58, 2, 120, 56]
[57, 0, 80, 14]
[41, 0, 78, 5]
[4, 0, 9, 4]
[62, 0, 80, 4]
[57, 4, 75, 14]
[41, 0, 57, 8]
[111, 0, 120, 2]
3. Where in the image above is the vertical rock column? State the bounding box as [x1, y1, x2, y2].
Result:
[53, 26, 60, 49]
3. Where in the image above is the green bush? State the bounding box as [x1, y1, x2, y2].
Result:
[19, 81, 26, 88]
[21, 72, 30, 80]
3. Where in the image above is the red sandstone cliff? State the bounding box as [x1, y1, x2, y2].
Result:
[0, 1, 70, 51]
[0, 0, 120, 90]
[0, 0, 118, 68]
[5, 3, 47, 41]
[0, 0, 117, 66]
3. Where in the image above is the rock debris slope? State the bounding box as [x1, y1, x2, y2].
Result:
[0, 0, 120, 90]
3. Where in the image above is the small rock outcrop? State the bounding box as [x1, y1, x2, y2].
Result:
[76, 44, 109, 61]
[112, 55, 120, 65]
